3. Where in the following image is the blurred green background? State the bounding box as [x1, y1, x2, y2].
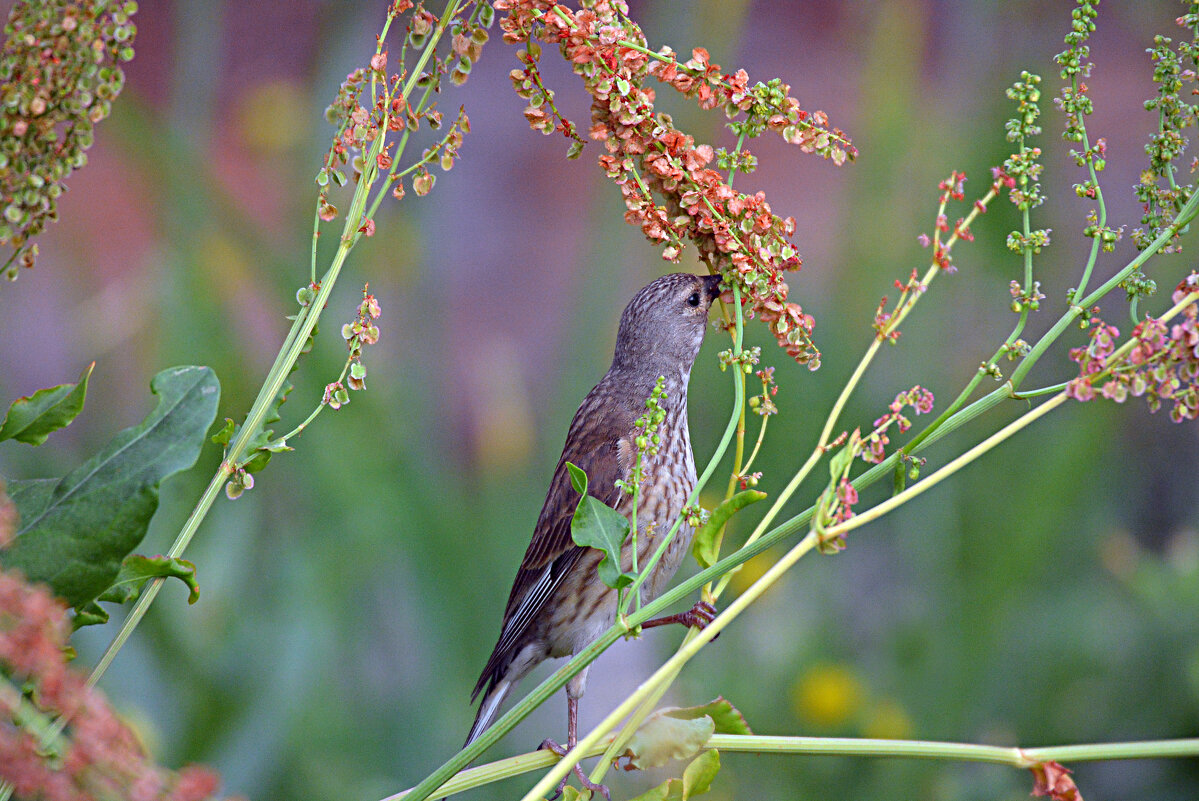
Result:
[1, 1, 1198, 799]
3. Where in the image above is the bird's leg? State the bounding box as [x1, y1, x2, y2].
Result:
[641, 600, 717, 632]
[539, 695, 611, 801]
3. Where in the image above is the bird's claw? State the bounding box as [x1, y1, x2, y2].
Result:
[679, 600, 716, 630]
[538, 739, 611, 801]
[642, 600, 719, 639]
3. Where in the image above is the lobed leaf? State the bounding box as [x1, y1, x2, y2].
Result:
[0, 362, 94, 446]
[1, 366, 220, 610]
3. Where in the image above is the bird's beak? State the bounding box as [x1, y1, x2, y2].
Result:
[702, 273, 723, 301]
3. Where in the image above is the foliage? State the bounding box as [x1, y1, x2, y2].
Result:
[2, 1, 1199, 801]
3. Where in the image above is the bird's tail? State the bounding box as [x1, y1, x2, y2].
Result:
[465, 678, 513, 748]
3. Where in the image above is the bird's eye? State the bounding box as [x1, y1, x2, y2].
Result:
[686, 292, 701, 307]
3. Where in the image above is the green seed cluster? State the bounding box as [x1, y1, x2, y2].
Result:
[0, 0, 137, 280]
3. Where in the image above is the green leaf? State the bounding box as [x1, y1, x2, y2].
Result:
[211, 417, 235, 447]
[566, 461, 587, 494]
[1, 366, 220, 609]
[213, 378, 293, 474]
[690, 490, 767, 568]
[620, 707, 715, 770]
[681, 749, 720, 798]
[6, 478, 57, 521]
[566, 461, 635, 590]
[661, 696, 752, 735]
[72, 601, 109, 628]
[98, 553, 199, 605]
[627, 778, 683, 801]
[0, 362, 94, 446]
[241, 378, 293, 474]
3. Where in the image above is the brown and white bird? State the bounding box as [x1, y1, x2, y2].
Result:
[466, 272, 723, 764]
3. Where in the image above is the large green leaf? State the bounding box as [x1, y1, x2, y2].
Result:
[1, 366, 220, 609]
[0, 362, 94, 446]
[566, 461, 635, 590]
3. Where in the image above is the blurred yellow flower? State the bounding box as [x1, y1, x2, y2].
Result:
[791, 663, 863, 728]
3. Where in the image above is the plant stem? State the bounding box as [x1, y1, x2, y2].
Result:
[1011, 186, 1199, 387]
[520, 529, 822, 801]
[85, 0, 467, 689]
[622, 286, 746, 614]
[388, 736, 1199, 800]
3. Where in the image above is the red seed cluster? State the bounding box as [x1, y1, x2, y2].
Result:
[0, 567, 224, 801]
[1067, 273, 1199, 421]
[861, 386, 936, 464]
[0, 0, 137, 279]
[496, 0, 856, 369]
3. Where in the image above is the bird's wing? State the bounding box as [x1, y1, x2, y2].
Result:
[473, 388, 633, 700]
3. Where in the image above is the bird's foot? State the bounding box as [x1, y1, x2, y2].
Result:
[538, 739, 612, 801]
[642, 600, 718, 636]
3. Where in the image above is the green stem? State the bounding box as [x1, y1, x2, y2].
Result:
[388, 736, 1199, 800]
[522, 530, 822, 801]
[1012, 187, 1199, 387]
[622, 285, 745, 614]
[408, 291, 745, 801]
[85, 0, 476, 689]
[525, 377, 1080, 799]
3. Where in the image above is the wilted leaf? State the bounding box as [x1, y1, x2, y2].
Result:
[1, 366, 220, 609]
[566, 461, 635, 589]
[0, 362, 94, 446]
[620, 707, 715, 770]
[1030, 761, 1083, 801]
[690, 490, 766, 568]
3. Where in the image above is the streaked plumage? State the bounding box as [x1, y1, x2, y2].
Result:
[467, 272, 723, 751]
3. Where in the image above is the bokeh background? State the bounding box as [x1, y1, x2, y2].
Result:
[2, 1, 1198, 799]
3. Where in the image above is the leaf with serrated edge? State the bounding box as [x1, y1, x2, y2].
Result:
[663, 696, 752, 736]
[566, 461, 634, 589]
[0, 362, 94, 446]
[1, 366, 220, 609]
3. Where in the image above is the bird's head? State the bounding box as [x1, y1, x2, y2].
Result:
[610, 272, 723, 378]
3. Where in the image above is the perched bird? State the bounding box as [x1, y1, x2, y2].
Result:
[467, 273, 723, 790]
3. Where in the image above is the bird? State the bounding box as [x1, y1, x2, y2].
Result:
[466, 272, 724, 795]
